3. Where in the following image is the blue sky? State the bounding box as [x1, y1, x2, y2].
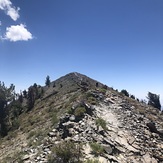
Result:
[0, 0, 163, 105]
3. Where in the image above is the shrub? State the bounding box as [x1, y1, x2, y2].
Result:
[102, 85, 108, 90]
[52, 114, 59, 125]
[96, 118, 107, 131]
[67, 107, 73, 114]
[88, 96, 97, 105]
[99, 88, 107, 95]
[84, 159, 100, 163]
[90, 142, 104, 156]
[121, 89, 129, 97]
[27, 130, 36, 139]
[130, 95, 135, 99]
[12, 151, 26, 163]
[48, 141, 82, 163]
[27, 130, 44, 139]
[74, 107, 86, 117]
[147, 92, 161, 110]
[12, 118, 20, 130]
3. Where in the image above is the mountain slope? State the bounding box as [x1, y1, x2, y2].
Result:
[0, 72, 163, 163]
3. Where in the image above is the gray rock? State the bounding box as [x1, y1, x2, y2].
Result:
[48, 132, 56, 137]
[44, 148, 50, 152]
[98, 126, 105, 135]
[22, 155, 30, 161]
[63, 121, 75, 128]
[146, 122, 158, 133]
[36, 156, 41, 161]
[102, 144, 113, 154]
[131, 106, 135, 109]
[69, 115, 76, 121]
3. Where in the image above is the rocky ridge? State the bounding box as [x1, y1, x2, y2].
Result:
[0, 72, 162, 163]
[21, 89, 163, 163]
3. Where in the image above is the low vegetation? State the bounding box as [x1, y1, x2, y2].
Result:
[74, 106, 86, 117]
[121, 89, 129, 97]
[96, 117, 107, 131]
[84, 159, 100, 163]
[90, 142, 104, 156]
[87, 96, 97, 105]
[48, 140, 82, 163]
[99, 88, 107, 95]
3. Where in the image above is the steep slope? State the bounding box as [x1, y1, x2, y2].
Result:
[0, 72, 163, 163]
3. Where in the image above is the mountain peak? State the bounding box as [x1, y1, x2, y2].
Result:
[0, 72, 163, 162]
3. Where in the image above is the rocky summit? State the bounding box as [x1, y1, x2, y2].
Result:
[0, 72, 163, 163]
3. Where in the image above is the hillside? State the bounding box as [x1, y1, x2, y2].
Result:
[0, 72, 163, 163]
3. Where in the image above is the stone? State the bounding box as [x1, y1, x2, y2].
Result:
[90, 105, 95, 111]
[63, 121, 75, 128]
[48, 132, 56, 137]
[98, 126, 104, 135]
[142, 153, 157, 163]
[131, 106, 135, 109]
[72, 135, 80, 142]
[52, 128, 56, 132]
[69, 115, 75, 121]
[158, 129, 163, 136]
[22, 155, 30, 161]
[81, 122, 85, 127]
[98, 156, 109, 163]
[44, 148, 50, 152]
[127, 137, 135, 145]
[146, 122, 158, 133]
[36, 156, 41, 161]
[102, 144, 113, 154]
[30, 148, 35, 153]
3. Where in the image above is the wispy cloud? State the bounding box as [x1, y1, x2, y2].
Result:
[3, 24, 33, 42]
[0, 0, 20, 21]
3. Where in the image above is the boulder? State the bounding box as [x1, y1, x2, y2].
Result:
[69, 115, 76, 121]
[48, 132, 56, 137]
[22, 155, 30, 161]
[146, 122, 158, 133]
[98, 126, 105, 135]
[102, 144, 113, 154]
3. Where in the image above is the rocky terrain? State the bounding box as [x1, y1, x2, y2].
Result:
[0, 72, 162, 163]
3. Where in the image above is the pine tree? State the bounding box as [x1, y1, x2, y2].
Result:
[121, 89, 129, 97]
[27, 86, 35, 111]
[147, 92, 161, 110]
[0, 82, 16, 136]
[45, 75, 50, 87]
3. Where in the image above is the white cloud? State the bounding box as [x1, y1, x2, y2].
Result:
[0, 1, 34, 42]
[0, 0, 20, 21]
[4, 24, 33, 42]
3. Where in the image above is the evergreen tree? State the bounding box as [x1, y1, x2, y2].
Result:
[27, 86, 35, 111]
[45, 75, 50, 87]
[0, 82, 16, 136]
[27, 84, 40, 111]
[147, 92, 161, 110]
[18, 93, 23, 103]
[130, 95, 135, 99]
[23, 90, 27, 98]
[121, 89, 129, 97]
